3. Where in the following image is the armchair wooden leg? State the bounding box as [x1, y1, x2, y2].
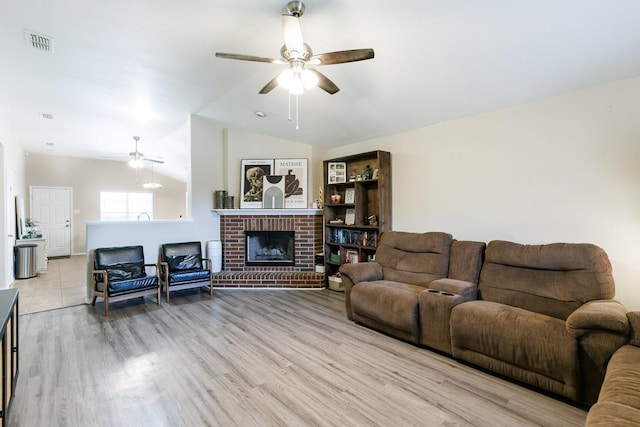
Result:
[91, 296, 97, 306]
[104, 298, 109, 317]
[156, 286, 162, 306]
[166, 284, 170, 304]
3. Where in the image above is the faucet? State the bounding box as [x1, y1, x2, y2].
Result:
[137, 212, 150, 221]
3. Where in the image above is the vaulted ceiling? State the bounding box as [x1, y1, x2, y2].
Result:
[2, 0, 640, 182]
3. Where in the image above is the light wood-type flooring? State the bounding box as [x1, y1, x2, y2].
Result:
[10, 289, 588, 426]
[11, 255, 86, 314]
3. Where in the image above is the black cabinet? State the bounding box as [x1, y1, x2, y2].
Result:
[0, 289, 18, 426]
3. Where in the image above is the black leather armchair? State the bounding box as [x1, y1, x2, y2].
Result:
[160, 241, 214, 302]
[91, 245, 161, 316]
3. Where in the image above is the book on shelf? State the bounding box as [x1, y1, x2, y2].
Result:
[344, 250, 359, 264]
[331, 228, 379, 247]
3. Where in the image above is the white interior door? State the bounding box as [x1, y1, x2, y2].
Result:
[31, 186, 72, 257]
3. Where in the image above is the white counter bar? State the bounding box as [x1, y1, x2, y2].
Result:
[85, 219, 194, 225]
[212, 209, 323, 216]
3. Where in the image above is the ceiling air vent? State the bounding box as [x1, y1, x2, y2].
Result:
[25, 30, 54, 53]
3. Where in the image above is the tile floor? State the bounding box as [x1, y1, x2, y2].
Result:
[11, 255, 87, 314]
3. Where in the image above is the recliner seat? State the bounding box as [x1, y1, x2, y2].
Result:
[450, 240, 629, 404]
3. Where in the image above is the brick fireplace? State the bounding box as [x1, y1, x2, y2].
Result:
[211, 209, 324, 288]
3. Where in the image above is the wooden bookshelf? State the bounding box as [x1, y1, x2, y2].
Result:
[322, 150, 391, 287]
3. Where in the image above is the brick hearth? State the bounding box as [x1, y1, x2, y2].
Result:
[212, 209, 324, 288]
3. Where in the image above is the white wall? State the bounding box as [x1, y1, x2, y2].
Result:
[325, 76, 640, 310]
[0, 102, 25, 288]
[189, 115, 225, 237]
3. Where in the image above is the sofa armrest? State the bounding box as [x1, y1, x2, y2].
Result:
[92, 269, 108, 285]
[339, 262, 383, 320]
[566, 300, 629, 338]
[159, 261, 169, 281]
[144, 262, 160, 276]
[339, 262, 383, 284]
[567, 300, 630, 404]
[628, 311, 640, 346]
[428, 278, 477, 299]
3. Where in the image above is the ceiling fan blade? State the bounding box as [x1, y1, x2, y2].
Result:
[282, 14, 304, 53]
[146, 158, 165, 164]
[307, 69, 339, 94]
[215, 52, 278, 64]
[310, 48, 375, 65]
[259, 75, 280, 94]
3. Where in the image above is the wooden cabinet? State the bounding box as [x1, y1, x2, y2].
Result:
[323, 151, 391, 286]
[0, 289, 18, 426]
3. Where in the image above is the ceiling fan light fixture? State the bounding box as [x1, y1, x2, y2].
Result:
[142, 181, 162, 189]
[301, 69, 318, 89]
[277, 68, 294, 88]
[143, 162, 161, 189]
[278, 67, 309, 95]
[128, 158, 145, 168]
[290, 75, 304, 95]
[215, 0, 375, 127]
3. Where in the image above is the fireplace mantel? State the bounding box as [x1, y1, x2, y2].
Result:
[212, 208, 322, 216]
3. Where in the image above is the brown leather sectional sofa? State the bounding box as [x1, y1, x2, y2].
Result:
[339, 231, 636, 412]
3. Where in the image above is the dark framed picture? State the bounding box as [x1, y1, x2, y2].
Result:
[240, 159, 274, 208]
[328, 162, 346, 183]
[275, 158, 308, 208]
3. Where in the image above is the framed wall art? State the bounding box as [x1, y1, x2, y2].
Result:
[240, 159, 274, 208]
[275, 158, 308, 208]
[327, 162, 346, 184]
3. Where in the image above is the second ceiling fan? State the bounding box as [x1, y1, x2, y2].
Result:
[126, 136, 164, 169]
[215, 1, 374, 95]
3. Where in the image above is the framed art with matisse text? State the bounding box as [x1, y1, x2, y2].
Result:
[275, 158, 308, 208]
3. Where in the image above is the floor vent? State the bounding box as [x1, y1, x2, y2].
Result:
[25, 30, 54, 53]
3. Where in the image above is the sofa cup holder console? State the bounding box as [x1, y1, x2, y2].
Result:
[426, 288, 456, 297]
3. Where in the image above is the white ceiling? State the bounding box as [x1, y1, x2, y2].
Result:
[2, 0, 640, 182]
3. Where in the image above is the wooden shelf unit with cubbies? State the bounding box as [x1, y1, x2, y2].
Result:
[323, 150, 391, 288]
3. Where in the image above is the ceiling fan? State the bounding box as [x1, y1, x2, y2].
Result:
[215, 1, 374, 96]
[123, 136, 164, 169]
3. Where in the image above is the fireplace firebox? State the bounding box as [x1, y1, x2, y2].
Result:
[245, 231, 295, 266]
